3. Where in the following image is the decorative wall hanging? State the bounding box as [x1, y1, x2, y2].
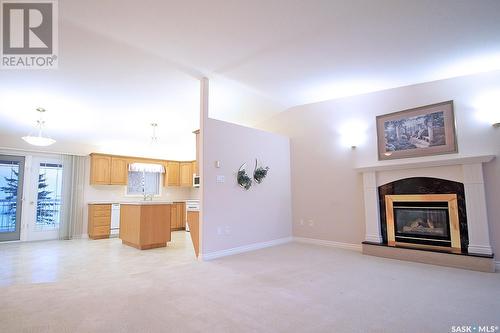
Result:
[237, 163, 252, 190]
[376, 100, 457, 160]
[253, 159, 269, 184]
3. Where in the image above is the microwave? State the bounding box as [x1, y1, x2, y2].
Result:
[193, 175, 200, 187]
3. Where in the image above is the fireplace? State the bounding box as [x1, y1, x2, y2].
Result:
[385, 194, 461, 253]
[358, 156, 496, 271]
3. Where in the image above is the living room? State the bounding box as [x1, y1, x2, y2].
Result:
[0, 1, 499, 332]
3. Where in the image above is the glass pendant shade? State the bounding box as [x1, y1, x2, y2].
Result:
[22, 134, 56, 146]
[22, 108, 56, 146]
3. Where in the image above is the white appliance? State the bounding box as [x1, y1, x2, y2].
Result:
[185, 200, 199, 232]
[110, 203, 120, 236]
[193, 175, 200, 187]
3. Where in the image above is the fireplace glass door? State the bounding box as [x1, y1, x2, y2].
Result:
[393, 202, 451, 247]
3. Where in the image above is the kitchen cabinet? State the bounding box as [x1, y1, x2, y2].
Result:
[90, 154, 128, 185]
[120, 203, 171, 250]
[88, 204, 111, 239]
[187, 211, 199, 257]
[180, 162, 193, 187]
[166, 161, 180, 186]
[192, 160, 198, 176]
[90, 153, 194, 187]
[170, 202, 186, 230]
[90, 154, 111, 185]
[110, 157, 128, 185]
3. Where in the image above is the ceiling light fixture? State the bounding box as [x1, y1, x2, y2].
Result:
[150, 123, 159, 144]
[22, 107, 56, 146]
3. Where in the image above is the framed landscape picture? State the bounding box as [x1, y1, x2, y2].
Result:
[376, 101, 457, 160]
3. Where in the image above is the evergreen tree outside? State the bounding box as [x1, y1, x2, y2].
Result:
[0, 169, 19, 228]
[0, 169, 56, 228]
[37, 172, 55, 225]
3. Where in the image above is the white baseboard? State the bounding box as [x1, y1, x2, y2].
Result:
[294, 237, 362, 252]
[70, 234, 89, 240]
[200, 236, 293, 261]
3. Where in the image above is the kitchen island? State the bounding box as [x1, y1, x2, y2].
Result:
[119, 202, 172, 250]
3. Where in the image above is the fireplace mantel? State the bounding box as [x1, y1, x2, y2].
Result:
[357, 153, 496, 257]
[355, 154, 495, 173]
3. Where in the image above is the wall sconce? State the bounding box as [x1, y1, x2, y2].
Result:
[474, 91, 500, 128]
[339, 120, 368, 149]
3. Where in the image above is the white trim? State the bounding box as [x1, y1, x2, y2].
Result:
[355, 154, 495, 172]
[294, 237, 362, 251]
[72, 233, 88, 240]
[200, 237, 293, 261]
[468, 244, 494, 256]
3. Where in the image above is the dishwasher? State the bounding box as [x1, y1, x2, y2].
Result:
[110, 203, 120, 236]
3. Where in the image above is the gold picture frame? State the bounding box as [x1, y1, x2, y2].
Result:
[376, 101, 458, 160]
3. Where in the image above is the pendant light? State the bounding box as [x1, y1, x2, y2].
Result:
[22, 107, 56, 146]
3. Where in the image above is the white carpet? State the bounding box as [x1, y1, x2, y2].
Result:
[0, 232, 499, 332]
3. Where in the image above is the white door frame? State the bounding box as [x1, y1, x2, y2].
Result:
[22, 155, 63, 241]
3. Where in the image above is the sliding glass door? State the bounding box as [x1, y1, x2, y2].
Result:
[0, 156, 25, 242]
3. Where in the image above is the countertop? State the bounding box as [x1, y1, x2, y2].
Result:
[87, 199, 199, 205]
[119, 201, 173, 205]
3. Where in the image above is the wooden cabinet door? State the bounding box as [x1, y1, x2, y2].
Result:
[187, 211, 199, 257]
[177, 202, 186, 229]
[170, 203, 178, 229]
[110, 157, 128, 185]
[90, 155, 111, 185]
[180, 162, 192, 187]
[192, 160, 198, 176]
[167, 161, 180, 186]
[88, 204, 111, 239]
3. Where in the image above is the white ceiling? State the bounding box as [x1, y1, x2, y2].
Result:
[1, 0, 500, 158]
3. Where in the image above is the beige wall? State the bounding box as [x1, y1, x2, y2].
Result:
[259, 71, 500, 256]
[201, 118, 292, 254]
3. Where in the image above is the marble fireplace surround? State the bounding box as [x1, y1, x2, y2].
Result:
[356, 154, 496, 256]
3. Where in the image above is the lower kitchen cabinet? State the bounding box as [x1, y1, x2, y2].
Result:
[187, 211, 199, 258]
[88, 204, 111, 239]
[170, 202, 186, 230]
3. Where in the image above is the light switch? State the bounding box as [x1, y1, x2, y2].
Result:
[215, 161, 221, 168]
[216, 175, 225, 183]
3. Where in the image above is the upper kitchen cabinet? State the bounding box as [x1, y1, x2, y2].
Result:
[180, 162, 193, 187]
[90, 154, 128, 185]
[166, 161, 180, 186]
[90, 154, 111, 185]
[110, 157, 128, 185]
[90, 153, 193, 187]
[192, 160, 198, 176]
